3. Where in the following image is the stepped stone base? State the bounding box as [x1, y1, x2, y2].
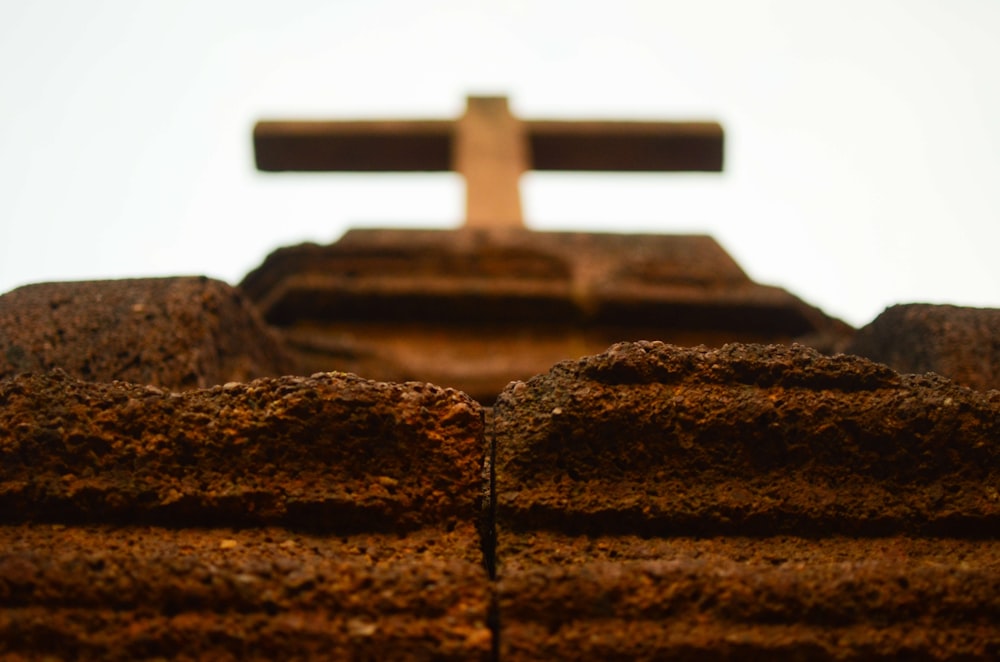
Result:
[240, 229, 852, 402]
[2, 310, 999, 658]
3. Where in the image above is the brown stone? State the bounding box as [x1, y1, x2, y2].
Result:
[499, 534, 1000, 659]
[3, 334, 1000, 657]
[492, 341, 1000, 658]
[241, 230, 852, 403]
[0, 370, 490, 659]
[494, 341, 1000, 535]
[0, 370, 483, 529]
[846, 303, 1000, 391]
[0, 277, 296, 389]
[0, 524, 490, 660]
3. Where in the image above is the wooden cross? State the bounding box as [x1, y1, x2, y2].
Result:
[254, 96, 723, 228]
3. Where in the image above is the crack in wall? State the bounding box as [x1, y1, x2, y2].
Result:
[482, 406, 500, 660]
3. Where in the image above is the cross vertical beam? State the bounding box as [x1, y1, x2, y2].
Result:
[454, 96, 528, 227]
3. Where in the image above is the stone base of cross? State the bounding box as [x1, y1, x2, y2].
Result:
[254, 96, 724, 228]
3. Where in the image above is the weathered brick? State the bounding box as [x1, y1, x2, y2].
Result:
[0, 277, 295, 389]
[493, 341, 1000, 658]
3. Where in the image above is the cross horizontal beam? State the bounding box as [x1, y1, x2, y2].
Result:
[254, 120, 724, 172]
[254, 96, 724, 228]
[255, 121, 453, 172]
[529, 121, 723, 172]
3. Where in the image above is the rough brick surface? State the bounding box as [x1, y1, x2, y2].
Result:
[499, 533, 1000, 660]
[0, 525, 490, 661]
[0, 371, 490, 660]
[0, 277, 296, 389]
[495, 341, 1000, 536]
[0, 370, 484, 529]
[493, 341, 1000, 658]
[4, 309, 999, 658]
[846, 303, 1000, 391]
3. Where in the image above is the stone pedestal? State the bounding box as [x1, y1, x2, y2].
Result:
[241, 228, 851, 402]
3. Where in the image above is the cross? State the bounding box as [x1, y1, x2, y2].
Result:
[254, 95, 723, 228]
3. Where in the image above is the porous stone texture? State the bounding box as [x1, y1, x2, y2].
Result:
[493, 341, 1000, 659]
[6, 327, 1000, 658]
[0, 525, 490, 661]
[846, 303, 1000, 391]
[241, 229, 853, 402]
[0, 371, 490, 660]
[0, 277, 296, 389]
[500, 533, 1000, 660]
[495, 341, 1000, 536]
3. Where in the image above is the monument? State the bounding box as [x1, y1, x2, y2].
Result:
[2, 96, 998, 660]
[244, 96, 850, 402]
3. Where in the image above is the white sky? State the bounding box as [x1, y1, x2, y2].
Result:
[1, 0, 998, 328]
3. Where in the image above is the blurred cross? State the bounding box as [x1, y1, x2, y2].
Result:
[254, 95, 723, 228]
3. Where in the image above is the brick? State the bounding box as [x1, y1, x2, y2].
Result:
[0, 277, 295, 389]
[847, 303, 1000, 391]
[492, 341, 1000, 658]
[0, 370, 491, 659]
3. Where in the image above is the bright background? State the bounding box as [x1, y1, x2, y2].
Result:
[1, 0, 998, 328]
